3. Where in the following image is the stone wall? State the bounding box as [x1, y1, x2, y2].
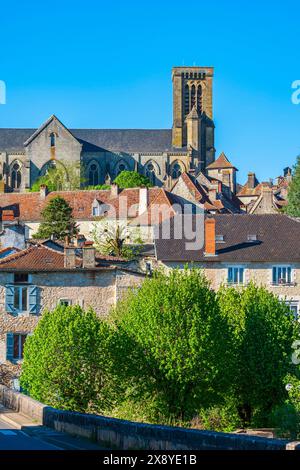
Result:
[0, 385, 297, 450]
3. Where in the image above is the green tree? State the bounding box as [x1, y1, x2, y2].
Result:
[110, 269, 234, 423]
[113, 171, 153, 189]
[91, 222, 141, 260]
[286, 155, 300, 217]
[30, 161, 84, 192]
[20, 305, 114, 413]
[217, 283, 299, 425]
[33, 196, 79, 240]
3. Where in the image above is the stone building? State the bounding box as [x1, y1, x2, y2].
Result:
[0, 67, 215, 192]
[0, 243, 144, 383]
[154, 214, 300, 318]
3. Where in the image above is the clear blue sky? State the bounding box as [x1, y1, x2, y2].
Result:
[1, 0, 300, 184]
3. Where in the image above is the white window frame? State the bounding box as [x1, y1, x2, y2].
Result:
[58, 298, 72, 307]
[227, 266, 245, 285]
[272, 265, 293, 286]
[13, 285, 29, 313]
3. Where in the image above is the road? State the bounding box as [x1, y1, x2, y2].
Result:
[0, 412, 104, 450]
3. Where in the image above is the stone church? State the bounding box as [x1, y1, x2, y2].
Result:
[0, 66, 215, 192]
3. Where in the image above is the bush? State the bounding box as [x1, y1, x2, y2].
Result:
[110, 269, 234, 423]
[20, 305, 114, 413]
[218, 283, 299, 425]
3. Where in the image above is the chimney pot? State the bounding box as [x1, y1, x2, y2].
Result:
[82, 246, 96, 268]
[40, 184, 48, 199]
[138, 187, 148, 215]
[64, 246, 76, 269]
[247, 173, 256, 189]
[111, 183, 119, 198]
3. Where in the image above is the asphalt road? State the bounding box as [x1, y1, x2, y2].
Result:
[0, 416, 61, 450]
[0, 413, 105, 450]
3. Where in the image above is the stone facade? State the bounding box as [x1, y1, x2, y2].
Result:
[158, 260, 300, 316]
[0, 268, 144, 373]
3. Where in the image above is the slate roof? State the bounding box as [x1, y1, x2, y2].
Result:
[155, 214, 300, 263]
[0, 128, 177, 153]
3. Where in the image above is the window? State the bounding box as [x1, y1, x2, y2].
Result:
[171, 163, 182, 179]
[285, 301, 299, 320]
[14, 273, 29, 284]
[272, 266, 292, 285]
[6, 284, 38, 315]
[88, 163, 99, 186]
[145, 162, 156, 184]
[11, 162, 21, 189]
[59, 299, 72, 307]
[227, 267, 245, 285]
[184, 84, 190, 116]
[117, 163, 126, 175]
[14, 286, 28, 312]
[197, 84, 202, 113]
[50, 133, 56, 147]
[13, 334, 27, 360]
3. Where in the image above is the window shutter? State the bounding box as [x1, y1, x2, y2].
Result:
[5, 285, 16, 315]
[28, 286, 39, 314]
[6, 333, 14, 361]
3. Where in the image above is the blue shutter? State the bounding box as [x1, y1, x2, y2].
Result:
[272, 267, 277, 285]
[28, 285, 39, 314]
[5, 285, 17, 315]
[228, 268, 233, 283]
[239, 268, 244, 284]
[6, 333, 14, 361]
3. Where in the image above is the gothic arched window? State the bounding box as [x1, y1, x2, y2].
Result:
[184, 84, 190, 116]
[145, 162, 156, 184]
[88, 163, 100, 186]
[191, 84, 196, 109]
[11, 162, 22, 189]
[197, 84, 202, 113]
[50, 133, 56, 147]
[171, 163, 182, 179]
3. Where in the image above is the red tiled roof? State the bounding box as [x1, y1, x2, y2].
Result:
[206, 152, 237, 170]
[0, 188, 162, 222]
[0, 244, 121, 271]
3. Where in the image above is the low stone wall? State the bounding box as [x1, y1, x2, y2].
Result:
[0, 385, 298, 450]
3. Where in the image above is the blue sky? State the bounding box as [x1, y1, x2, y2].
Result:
[0, 0, 300, 183]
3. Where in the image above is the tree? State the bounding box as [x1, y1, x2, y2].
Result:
[20, 305, 114, 413]
[30, 161, 84, 192]
[110, 269, 234, 422]
[91, 222, 141, 260]
[286, 155, 300, 217]
[33, 196, 79, 241]
[114, 171, 153, 189]
[217, 283, 299, 425]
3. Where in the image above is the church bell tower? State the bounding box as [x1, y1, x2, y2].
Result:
[172, 66, 215, 169]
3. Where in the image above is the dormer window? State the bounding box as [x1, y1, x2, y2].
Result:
[216, 234, 225, 243]
[50, 133, 56, 147]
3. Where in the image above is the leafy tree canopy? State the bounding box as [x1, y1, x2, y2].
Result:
[286, 155, 300, 217]
[114, 171, 153, 189]
[30, 161, 84, 192]
[20, 305, 114, 413]
[33, 196, 79, 241]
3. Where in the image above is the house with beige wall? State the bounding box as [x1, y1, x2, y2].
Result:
[0, 243, 144, 385]
[154, 214, 300, 318]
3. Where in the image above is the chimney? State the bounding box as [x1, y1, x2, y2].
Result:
[110, 183, 119, 198]
[247, 173, 256, 189]
[64, 246, 76, 269]
[2, 210, 15, 222]
[82, 245, 96, 268]
[204, 218, 216, 256]
[138, 187, 148, 215]
[208, 188, 217, 201]
[40, 184, 48, 199]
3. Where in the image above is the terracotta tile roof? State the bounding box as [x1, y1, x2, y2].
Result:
[0, 188, 162, 222]
[206, 152, 237, 170]
[155, 214, 300, 263]
[0, 244, 123, 271]
[237, 182, 270, 198]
